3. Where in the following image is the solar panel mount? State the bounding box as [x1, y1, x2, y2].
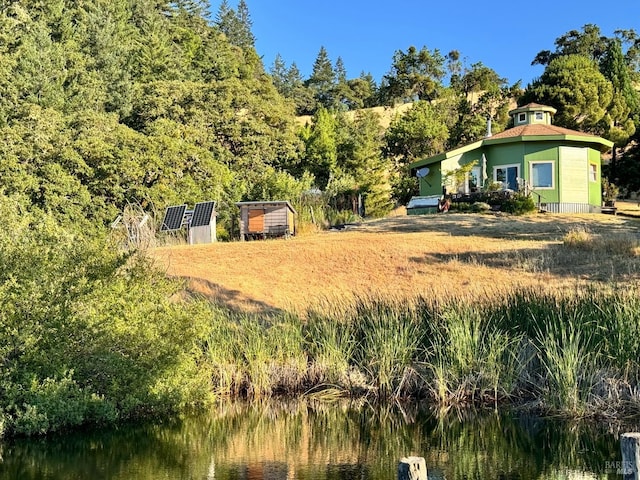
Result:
[190, 201, 216, 228]
[160, 204, 187, 231]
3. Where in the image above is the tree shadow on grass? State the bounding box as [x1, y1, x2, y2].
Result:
[410, 243, 640, 282]
[171, 276, 287, 315]
[356, 213, 640, 241]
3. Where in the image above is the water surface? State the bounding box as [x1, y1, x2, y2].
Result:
[0, 400, 630, 479]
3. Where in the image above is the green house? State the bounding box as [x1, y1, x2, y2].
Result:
[409, 103, 614, 213]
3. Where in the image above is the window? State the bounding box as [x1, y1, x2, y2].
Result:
[494, 164, 520, 190]
[589, 163, 597, 182]
[535, 112, 544, 121]
[518, 113, 526, 123]
[469, 166, 482, 192]
[530, 162, 554, 189]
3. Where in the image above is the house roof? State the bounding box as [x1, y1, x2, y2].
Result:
[488, 123, 598, 140]
[409, 122, 613, 169]
[509, 103, 557, 115]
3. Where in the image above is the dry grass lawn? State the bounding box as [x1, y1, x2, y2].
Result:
[151, 203, 640, 313]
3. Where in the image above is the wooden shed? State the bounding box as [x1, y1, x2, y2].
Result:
[236, 201, 296, 240]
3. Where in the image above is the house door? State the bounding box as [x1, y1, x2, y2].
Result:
[495, 165, 520, 190]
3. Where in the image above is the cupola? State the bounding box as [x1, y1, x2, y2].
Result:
[509, 103, 557, 126]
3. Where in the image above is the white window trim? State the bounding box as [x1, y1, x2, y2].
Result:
[493, 164, 520, 190]
[535, 112, 544, 121]
[460, 167, 483, 194]
[530, 161, 555, 190]
[589, 163, 598, 182]
[517, 113, 526, 123]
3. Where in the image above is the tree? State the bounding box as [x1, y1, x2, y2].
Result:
[270, 55, 316, 114]
[299, 107, 338, 189]
[384, 101, 449, 163]
[341, 110, 393, 216]
[286, 63, 316, 115]
[447, 63, 519, 148]
[599, 39, 639, 179]
[521, 54, 612, 132]
[615, 29, 640, 80]
[532, 24, 609, 66]
[384, 101, 449, 204]
[169, 0, 210, 19]
[214, 0, 255, 49]
[306, 46, 336, 110]
[270, 53, 289, 95]
[379, 46, 445, 105]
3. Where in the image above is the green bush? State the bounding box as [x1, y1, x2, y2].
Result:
[0, 196, 213, 436]
[501, 193, 536, 215]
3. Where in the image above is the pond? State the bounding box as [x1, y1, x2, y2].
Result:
[0, 400, 631, 480]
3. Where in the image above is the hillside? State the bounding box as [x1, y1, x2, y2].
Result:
[295, 103, 415, 129]
[152, 206, 640, 313]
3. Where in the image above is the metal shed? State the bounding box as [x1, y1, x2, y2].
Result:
[236, 201, 296, 241]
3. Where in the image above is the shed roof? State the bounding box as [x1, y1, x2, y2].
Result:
[235, 200, 297, 214]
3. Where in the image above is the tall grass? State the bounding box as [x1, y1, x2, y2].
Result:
[304, 311, 356, 387]
[202, 287, 640, 418]
[351, 298, 423, 398]
[205, 308, 307, 397]
[427, 306, 523, 405]
[534, 316, 594, 414]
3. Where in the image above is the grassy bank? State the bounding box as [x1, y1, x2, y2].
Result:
[4, 208, 640, 437]
[203, 288, 640, 419]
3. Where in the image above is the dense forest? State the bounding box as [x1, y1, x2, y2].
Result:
[0, 0, 639, 437]
[0, 1, 638, 234]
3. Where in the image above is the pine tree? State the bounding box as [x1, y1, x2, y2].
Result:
[214, 0, 255, 49]
[600, 38, 639, 179]
[270, 53, 289, 96]
[306, 46, 336, 110]
[236, 0, 255, 47]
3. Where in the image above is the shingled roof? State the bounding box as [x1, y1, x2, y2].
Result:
[488, 123, 601, 140]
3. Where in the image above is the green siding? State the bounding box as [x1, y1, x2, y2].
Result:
[485, 143, 524, 167]
[524, 143, 560, 204]
[416, 138, 605, 208]
[418, 162, 443, 196]
[588, 149, 602, 206]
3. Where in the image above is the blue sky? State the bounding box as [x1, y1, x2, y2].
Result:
[214, 1, 639, 88]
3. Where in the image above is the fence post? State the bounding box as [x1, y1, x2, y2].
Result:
[621, 433, 640, 479]
[398, 456, 427, 480]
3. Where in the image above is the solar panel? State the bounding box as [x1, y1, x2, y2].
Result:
[190, 201, 216, 228]
[160, 204, 187, 231]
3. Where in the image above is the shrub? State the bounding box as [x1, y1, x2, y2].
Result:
[0, 196, 213, 436]
[501, 193, 536, 215]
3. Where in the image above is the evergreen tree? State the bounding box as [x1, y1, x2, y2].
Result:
[170, 0, 210, 19]
[532, 24, 609, 66]
[300, 107, 338, 189]
[306, 46, 336, 110]
[384, 101, 449, 204]
[270, 53, 289, 96]
[214, 0, 255, 49]
[287, 62, 316, 115]
[521, 55, 613, 132]
[236, 0, 255, 47]
[379, 45, 445, 105]
[599, 39, 639, 179]
[341, 110, 393, 216]
[447, 62, 517, 148]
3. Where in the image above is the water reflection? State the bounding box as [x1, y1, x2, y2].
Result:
[0, 400, 631, 480]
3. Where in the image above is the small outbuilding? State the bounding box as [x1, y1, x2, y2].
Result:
[236, 201, 296, 240]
